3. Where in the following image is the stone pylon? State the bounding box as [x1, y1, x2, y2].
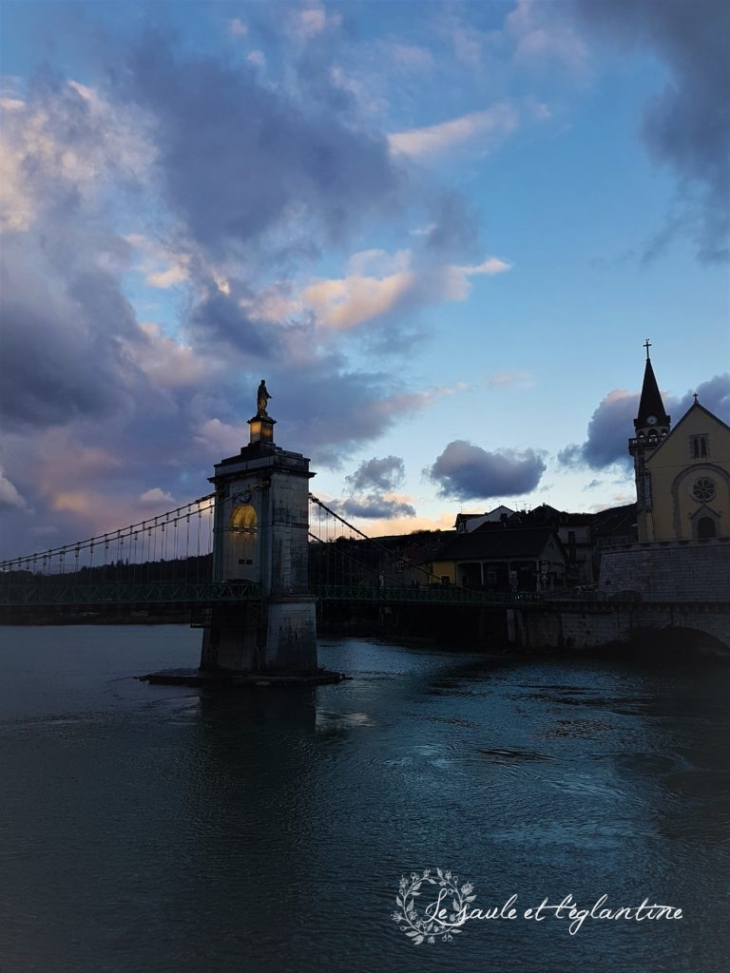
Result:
[199, 383, 318, 674]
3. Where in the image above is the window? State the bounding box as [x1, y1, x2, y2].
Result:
[690, 435, 708, 459]
[640, 473, 652, 506]
[691, 477, 716, 503]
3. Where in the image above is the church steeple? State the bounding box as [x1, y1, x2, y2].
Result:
[629, 341, 671, 543]
[634, 339, 670, 434]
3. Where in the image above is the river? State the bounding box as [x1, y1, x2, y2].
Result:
[0, 625, 728, 972]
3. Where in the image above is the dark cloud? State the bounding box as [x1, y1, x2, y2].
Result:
[333, 454, 415, 521]
[428, 440, 546, 500]
[559, 373, 730, 470]
[570, 0, 730, 262]
[0, 70, 153, 431]
[345, 455, 406, 493]
[0, 237, 141, 427]
[0, 19, 483, 556]
[121, 37, 402, 260]
[558, 390, 638, 470]
[336, 495, 416, 520]
[676, 373, 730, 419]
[188, 288, 274, 359]
[263, 360, 431, 467]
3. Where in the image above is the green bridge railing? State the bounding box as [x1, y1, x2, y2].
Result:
[0, 579, 543, 609]
[0, 579, 260, 607]
[313, 584, 543, 606]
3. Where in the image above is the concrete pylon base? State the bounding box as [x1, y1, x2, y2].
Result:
[199, 597, 318, 674]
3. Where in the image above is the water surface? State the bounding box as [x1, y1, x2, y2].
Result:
[0, 626, 728, 972]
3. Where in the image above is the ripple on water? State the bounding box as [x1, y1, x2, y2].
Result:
[541, 718, 614, 739]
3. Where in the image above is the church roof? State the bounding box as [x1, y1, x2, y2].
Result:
[635, 357, 670, 429]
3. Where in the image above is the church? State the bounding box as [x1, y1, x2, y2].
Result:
[599, 345, 730, 601]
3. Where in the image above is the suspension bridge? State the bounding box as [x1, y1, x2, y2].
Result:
[0, 493, 537, 614]
[5, 384, 725, 669]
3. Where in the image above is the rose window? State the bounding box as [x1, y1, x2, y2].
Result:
[692, 477, 715, 503]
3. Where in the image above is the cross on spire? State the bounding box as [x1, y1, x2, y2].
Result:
[644, 338, 652, 360]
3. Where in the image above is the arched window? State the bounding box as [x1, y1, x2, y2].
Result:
[230, 503, 257, 568]
[231, 504, 257, 531]
[697, 517, 717, 540]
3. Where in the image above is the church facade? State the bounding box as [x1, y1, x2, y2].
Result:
[630, 351, 730, 543]
[599, 348, 730, 601]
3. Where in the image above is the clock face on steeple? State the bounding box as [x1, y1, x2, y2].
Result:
[646, 415, 657, 425]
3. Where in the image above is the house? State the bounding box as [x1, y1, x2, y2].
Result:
[454, 506, 515, 532]
[431, 527, 567, 593]
[507, 503, 596, 584]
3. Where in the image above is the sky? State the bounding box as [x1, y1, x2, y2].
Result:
[1, 0, 729, 560]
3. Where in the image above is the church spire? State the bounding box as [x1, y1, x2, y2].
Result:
[629, 341, 670, 543]
[634, 340, 670, 433]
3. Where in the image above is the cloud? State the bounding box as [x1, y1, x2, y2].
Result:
[506, 1, 589, 75]
[345, 456, 406, 493]
[485, 370, 535, 389]
[0, 235, 143, 428]
[570, 0, 730, 262]
[390, 43, 435, 73]
[388, 103, 519, 159]
[187, 287, 277, 358]
[558, 389, 639, 470]
[293, 3, 342, 39]
[559, 373, 730, 470]
[247, 50, 266, 70]
[461, 258, 512, 277]
[0, 21, 502, 557]
[336, 455, 416, 520]
[302, 248, 510, 330]
[0, 76, 161, 432]
[271, 368, 448, 467]
[303, 267, 417, 330]
[122, 36, 401, 260]
[0, 77, 153, 233]
[193, 418, 249, 458]
[0, 468, 26, 510]
[124, 323, 220, 390]
[428, 440, 547, 500]
[228, 18, 248, 38]
[139, 487, 175, 505]
[676, 373, 730, 419]
[336, 495, 416, 520]
[125, 234, 191, 289]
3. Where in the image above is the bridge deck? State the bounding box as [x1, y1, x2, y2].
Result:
[3, 580, 720, 611]
[0, 580, 542, 608]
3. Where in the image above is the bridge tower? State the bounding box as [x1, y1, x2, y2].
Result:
[199, 381, 318, 674]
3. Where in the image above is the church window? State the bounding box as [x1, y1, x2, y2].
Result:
[690, 435, 708, 459]
[697, 517, 717, 540]
[691, 477, 715, 503]
[640, 473, 652, 506]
